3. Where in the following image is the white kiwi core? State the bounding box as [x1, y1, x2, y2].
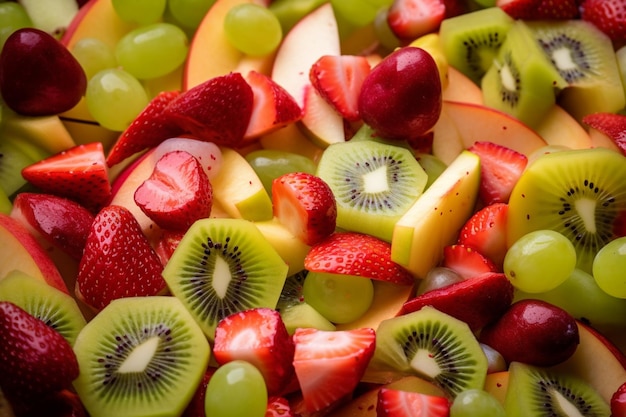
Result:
[575, 198, 597, 234]
[118, 336, 160, 373]
[362, 165, 389, 194]
[410, 349, 441, 379]
[212, 255, 232, 299]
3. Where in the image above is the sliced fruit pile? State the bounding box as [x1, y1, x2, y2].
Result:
[1, 0, 626, 417]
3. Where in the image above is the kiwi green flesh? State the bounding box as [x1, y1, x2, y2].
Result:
[72, 296, 210, 417]
[507, 147, 626, 274]
[276, 270, 307, 312]
[162, 218, 289, 340]
[372, 306, 488, 397]
[0, 135, 49, 196]
[0, 270, 86, 346]
[316, 140, 428, 242]
[504, 362, 610, 417]
[481, 20, 566, 129]
[439, 7, 515, 85]
[526, 20, 626, 120]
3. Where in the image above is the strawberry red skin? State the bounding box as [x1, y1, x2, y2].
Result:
[305, 232, 415, 285]
[401, 272, 515, 332]
[213, 308, 295, 396]
[272, 172, 337, 246]
[164, 72, 254, 147]
[0, 302, 79, 407]
[266, 396, 293, 417]
[581, 0, 626, 47]
[377, 388, 451, 417]
[497, 0, 579, 19]
[611, 381, 626, 417]
[387, 0, 446, 40]
[457, 202, 509, 268]
[11, 389, 88, 417]
[76, 205, 166, 311]
[582, 112, 626, 156]
[442, 244, 499, 279]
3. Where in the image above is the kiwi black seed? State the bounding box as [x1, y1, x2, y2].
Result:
[507, 147, 626, 274]
[0, 270, 86, 346]
[504, 362, 610, 417]
[72, 296, 210, 417]
[316, 139, 427, 242]
[526, 20, 626, 121]
[439, 7, 515, 85]
[372, 306, 488, 397]
[162, 217, 289, 340]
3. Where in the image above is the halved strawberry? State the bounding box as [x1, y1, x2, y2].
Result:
[244, 70, 303, 140]
[442, 244, 499, 279]
[304, 232, 415, 285]
[21, 142, 111, 212]
[468, 141, 528, 206]
[309, 55, 371, 122]
[134, 150, 213, 231]
[401, 272, 515, 332]
[292, 327, 376, 412]
[272, 172, 337, 246]
[387, 0, 446, 40]
[457, 202, 509, 268]
[266, 396, 293, 417]
[154, 229, 185, 266]
[75, 205, 167, 311]
[581, 0, 626, 47]
[497, 0, 579, 19]
[164, 72, 254, 147]
[582, 112, 626, 156]
[105, 90, 184, 167]
[213, 308, 295, 396]
[376, 388, 450, 417]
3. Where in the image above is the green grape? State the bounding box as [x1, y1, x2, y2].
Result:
[112, 0, 166, 25]
[302, 271, 374, 324]
[71, 38, 117, 80]
[331, 0, 392, 28]
[416, 153, 447, 190]
[204, 360, 267, 417]
[416, 266, 463, 295]
[372, 7, 400, 51]
[473, 0, 497, 7]
[115, 22, 188, 80]
[503, 229, 577, 293]
[592, 236, 626, 298]
[245, 149, 317, 196]
[224, 4, 282, 57]
[450, 389, 506, 417]
[86, 68, 149, 132]
[168, 0, 216, 30]
[269, 0, 327, 34]
[0, 2, 32, 48]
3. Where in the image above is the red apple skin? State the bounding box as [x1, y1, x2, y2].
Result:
[357, 46, 442, 141]
[479, 299, 579, 367]
[0, 28, 87, 116]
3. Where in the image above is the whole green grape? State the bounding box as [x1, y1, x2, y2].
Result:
[0, 3, 32, 48]
[204, 360, 267, 417]
[269, 0, 327, 34]
[302, 271, 374, 324]
[71, 38, 117, 80]
[450, 389, 506, 417]
[592, 236, 626, 298]
[112, 0, 166, 25]
[224, 4, 282, 57]
[168, 0, 216, 30]
[245, 149, 317, 195]
[115, 23, 188, 80]
[331, 0, 393, 28]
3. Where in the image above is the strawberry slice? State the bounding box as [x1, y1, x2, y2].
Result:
[611, 381, 626, 417]
[387, 0, 446, 40]
[134, 150, 213, 231]
[304, 232, 415, 285]
[457, 202, 509, 268]
[266, 396, 293, 417]
[581, 0, 626, 47]
[309, 55, 371, 122]
[468, 141, 528, 205]
[21, 142, 111, 212]
[0, 302, 79, 410]
[213, 308, 295, 396]
[244, 70, 303, 140]
[272, 172, 337, 246]
[154, 229, 185, 266]
[376, 388, 451, 417]
[401, 272, 515, 332]
[76, 205, 167, 311]
[292, 327, 376, 412]
[497, 0, 579, 19]
[164, 72, 254, 147]
[582, 112, 626, 156]
[442, 244, 499, 279]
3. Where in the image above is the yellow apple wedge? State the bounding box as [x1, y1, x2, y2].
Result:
[391, 150, 480, 278]
[534, 105, 592, 149]
[1, 111, 75, 154]
[442, 66, 483, 105]
[254, 218, 310, 276]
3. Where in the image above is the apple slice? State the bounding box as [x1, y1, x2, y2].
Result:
[442, 66, 483, 105]
[254, 218, 311, 276]
[534, 105, 592, 149]
[1, 111, 75, 154]
[391, 150, 480, 278]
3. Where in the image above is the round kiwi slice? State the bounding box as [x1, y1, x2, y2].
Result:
[162, 218, 289, 340]
[504, 362, 610, 417]
[72, 296, 210, 417]
[0, 270, 86, 345]
[507, 147, 626, 274]
[316, 139, 428, 242]
[372, 305, 488, 397]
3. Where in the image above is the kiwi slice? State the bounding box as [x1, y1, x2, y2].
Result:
[316, 139, 428, 242]
[481, 19, 567, 129]
[439, 7, 515, 85]
[507, 147, 626, 274]
[526, 20, 626, 121]
[0, 270, 86, 345]
[372, 305, 488, 397]
[276, 269, 307, 312]
[0, 133, 50, 196]
[504, 362, 610, 417]
[162, 218, 289, 340]
[72, 296, 210, 417]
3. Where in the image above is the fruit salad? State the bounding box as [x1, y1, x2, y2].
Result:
[0, 0, 626, 416]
